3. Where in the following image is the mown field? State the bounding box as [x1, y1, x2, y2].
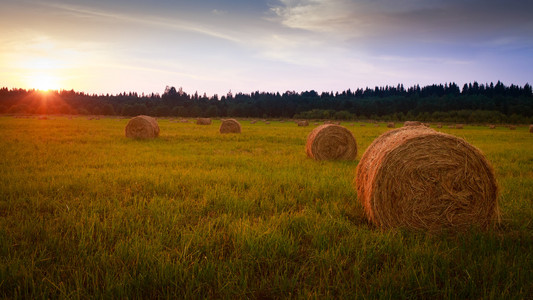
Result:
[0, 116, 532, 298]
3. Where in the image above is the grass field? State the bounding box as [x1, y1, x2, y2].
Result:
[1, 116, 532, 298]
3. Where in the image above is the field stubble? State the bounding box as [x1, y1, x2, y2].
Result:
[0, 117, 532, 298]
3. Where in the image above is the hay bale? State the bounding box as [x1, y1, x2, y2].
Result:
[374, 124, 380, 127]
[125, 115, 160, 139]
[314, 122, 320, 125]
[489, 125, 496, 129]
[509, 125, 516, 130]
[355, 126, 499, 231]
[360, 124, 366, 127]
[404, 121, 421, 126]
[220, 119, 241, 134]
[305, 124, 357, 160]
[529, 124, 533, 133]
[387, 122, 395, 128]
[196, 118, 212, 125]
[455, 124, 464, 129]
[265, 121, 270, 124]
[436, 124, 443, 129]
[297, 120, 309, 127]
[180, 119, 189, 123]
[250, 120, 257, 124]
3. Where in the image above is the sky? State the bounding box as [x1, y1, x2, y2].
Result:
[1, 0, 532, 96]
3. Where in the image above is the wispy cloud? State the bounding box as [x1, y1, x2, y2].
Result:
[269, 0, 533, 42]
[31, 1, 243, 44]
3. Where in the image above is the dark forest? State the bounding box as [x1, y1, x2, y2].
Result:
[1, 81, 532, 123]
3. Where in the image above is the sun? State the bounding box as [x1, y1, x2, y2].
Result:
[28, 73, 61, 91]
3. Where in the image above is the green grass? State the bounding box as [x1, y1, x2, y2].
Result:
[1, 117, 532, 298]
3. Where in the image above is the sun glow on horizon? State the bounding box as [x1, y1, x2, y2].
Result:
[27, 72, 62, 91]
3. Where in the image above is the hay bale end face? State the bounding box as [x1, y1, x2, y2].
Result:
[306, 124, 357, 160]
[125, 115, 160, 139]
[529, 124, 533, 133]
[220, 119, 241, 134]
[455, 124, 464, 129]
[404, 121, 421, 126]
[355, 126, 499, 231]
[297, 120, 309, 127]
[387, 122, 395, 128]
[196, 118, 212, 125]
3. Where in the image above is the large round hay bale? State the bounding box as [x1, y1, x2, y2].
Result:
[125, 115, 160, 139]
[196, 118, 212, 125]
[305, 124, 357, 160]
[297, 120, 309, 127]
[220, 119, 241, 134]
[404, 121, 421, 126]
[529, 124, 533, 133]
[355, 126, 499, 231]
[387, 122, 395, 128]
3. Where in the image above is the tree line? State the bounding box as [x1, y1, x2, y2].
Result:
[1, 81, 532, 123]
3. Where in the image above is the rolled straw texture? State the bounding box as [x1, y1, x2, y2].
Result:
[355, 126, 499, 231]
[297, 120, 309, 127]
[197, 118, 212, 125]
[529, 124, 533, 133]
[404, 121, 421, 126]
[387, 122, 395, 128]
[220, 119, 241, 133]
[306, 124, 357, 160]
[125, 115, 159, 139]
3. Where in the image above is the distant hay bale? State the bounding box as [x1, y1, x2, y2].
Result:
[297, 120, 309, 127]
[360, 124, 366, 127]
[436, 124, 443, 128]
[324, 120, 334, 125]
[509, 125, 516, 130]
[455, 124, 464, 129]
[250, 120, 257, 124]
[355, 126, 499, 231]
[374, 124, 380, 127]
[125, 115, 160, 139]
[489, 125, 496, 129]
[529, 124, 533, 133]
[265, 121, 270, 124]
[448, 125, 455, 129]
[306, 124, 357, 160]
[196, 118, 212, 125]
[314, 122, 320, 125]
[387, 122, 395, 128]
[404, 121, 421, 126]
[220, 119, 241, 134]
[423, 123, 430, 127]
[180, 119, 189, 123]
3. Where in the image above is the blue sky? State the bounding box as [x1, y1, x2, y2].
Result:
[1, 0, 532, 96]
